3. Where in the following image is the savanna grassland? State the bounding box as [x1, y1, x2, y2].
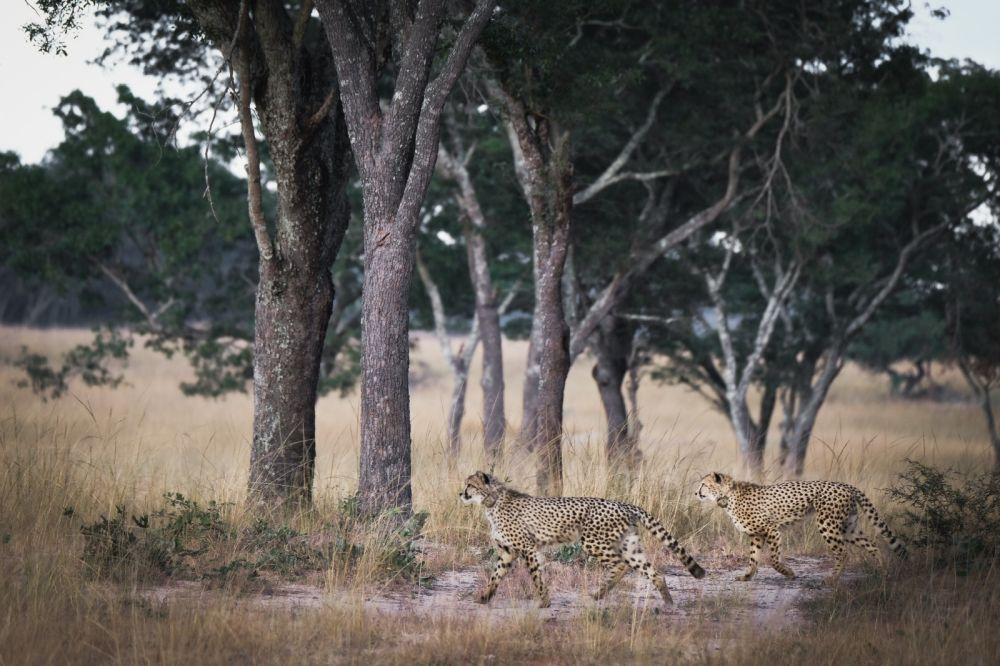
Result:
[1, 325, 998, 665]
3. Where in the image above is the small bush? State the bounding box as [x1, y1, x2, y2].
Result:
[78, 494, 434, 588]
[887, 459, 1000, 570]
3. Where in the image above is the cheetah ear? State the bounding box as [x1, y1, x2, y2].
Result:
[713, 472, 723, 484]
[476, 471, 492, 485]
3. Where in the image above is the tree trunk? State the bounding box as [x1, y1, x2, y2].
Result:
[318, 0, 496, 516]
[190, 0, 354, 508]
[591, 315, 633, 466]
[464, 216, 506, 459]
[447, 356, 470, 460]
[520, 329, 541, 449]
[248, 263, 334, 505]
[356, 220, 417, 516]
[782, 352, 844, 477]
[534, 256, 570, 496]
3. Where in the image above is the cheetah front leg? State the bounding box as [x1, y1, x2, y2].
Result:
[477, 544, 517, 604]
[526, 550, 550, 608]
[737, 535, 763, 581]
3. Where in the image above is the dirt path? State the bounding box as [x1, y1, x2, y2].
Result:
[144, 555, 858, 629]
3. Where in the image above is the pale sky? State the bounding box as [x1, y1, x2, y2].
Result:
[1, 1, 999, 164]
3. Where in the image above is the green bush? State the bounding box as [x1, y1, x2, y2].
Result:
[887, 460, 1000, 571]
[77, 493, 434, 587]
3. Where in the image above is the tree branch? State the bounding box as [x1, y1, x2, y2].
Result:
[573, 88, 670, 205]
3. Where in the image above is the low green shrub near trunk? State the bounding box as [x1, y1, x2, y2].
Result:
[75, 493, 430, 587]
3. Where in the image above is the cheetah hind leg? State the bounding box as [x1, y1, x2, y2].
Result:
[622, 535, 672, 605]
[592, 559, 629, 600]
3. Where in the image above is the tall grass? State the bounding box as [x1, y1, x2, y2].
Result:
[1, 325, 996, 664]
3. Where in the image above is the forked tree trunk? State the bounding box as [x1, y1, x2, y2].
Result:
[188, 0, 352, 507]
[318, 0, 496, 516]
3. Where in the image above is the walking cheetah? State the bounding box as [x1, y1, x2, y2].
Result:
[695, 472, 907, 584]
[460, 471, 705, 608]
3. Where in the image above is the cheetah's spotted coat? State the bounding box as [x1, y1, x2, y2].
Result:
[696, 472, 907, 584]
[460, 471, 705, 608]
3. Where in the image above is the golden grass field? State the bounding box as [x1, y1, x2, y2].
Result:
[1, 325, 998, 664]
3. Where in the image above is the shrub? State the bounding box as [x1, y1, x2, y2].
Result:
[887, 459, 1000, 571]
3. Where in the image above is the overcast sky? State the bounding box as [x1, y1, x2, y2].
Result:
[2, 1, 999, 164]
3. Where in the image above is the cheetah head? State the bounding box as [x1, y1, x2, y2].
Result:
[696, 472, 734, 508]
[460, 471, 496, 507]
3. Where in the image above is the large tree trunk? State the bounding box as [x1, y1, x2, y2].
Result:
[249, 264, 334, 505]
[188, 0, 353, 507]
[318, 0, 496, 516]
[356, 219, 418, 515]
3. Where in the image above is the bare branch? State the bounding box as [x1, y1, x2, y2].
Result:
[234, 3, 275, 264]
[573, 88, 670, 205]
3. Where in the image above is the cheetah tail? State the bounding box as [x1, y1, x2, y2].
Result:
[856, 492, 908, 559]
[637, 511, 706, 578]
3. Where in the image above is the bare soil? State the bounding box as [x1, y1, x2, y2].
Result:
[142, 553, 861, 629]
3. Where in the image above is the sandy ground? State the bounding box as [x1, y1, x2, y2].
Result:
[142, 553, 860, 629]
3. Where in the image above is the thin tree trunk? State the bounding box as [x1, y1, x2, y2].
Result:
[468, 238, 507, 459]
[521, 326, 541, 449]
[447, 357, 471, 460]
[956, 357, 1000, 471]
[783, 351, 844, 477]
[437, 136, 506, 457]
[591, 314, 633, 466]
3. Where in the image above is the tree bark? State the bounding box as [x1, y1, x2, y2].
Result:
[437, 139, 507, 458]
[464, 221, 506, 460]
[188, 0, 352, 507]
[317, 0, 496, 516]
[591, 314, 633, 466]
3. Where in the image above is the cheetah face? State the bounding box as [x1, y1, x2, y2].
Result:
[696, 472, 732, 503]
[460, 471, 493, 505]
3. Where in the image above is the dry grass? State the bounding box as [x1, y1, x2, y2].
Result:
[0, 325, 997, 664]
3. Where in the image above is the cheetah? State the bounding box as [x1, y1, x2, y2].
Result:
[695, 472, 907, 584]
[460, 471, 705, 608]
